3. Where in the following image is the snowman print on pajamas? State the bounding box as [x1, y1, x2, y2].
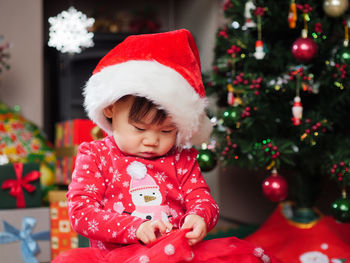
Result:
[126, 161, 170, 222]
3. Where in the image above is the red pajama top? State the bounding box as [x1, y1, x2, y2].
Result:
[67, 136, 219, 251]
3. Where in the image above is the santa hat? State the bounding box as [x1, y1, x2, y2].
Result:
[127, 161, 159, 193]
[83, 29, 212, 147]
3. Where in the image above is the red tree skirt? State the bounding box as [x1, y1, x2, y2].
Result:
[245, 203, 350, 262]
[53, 229, 281, 263]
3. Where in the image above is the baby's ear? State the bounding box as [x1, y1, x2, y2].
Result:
[103, 105, 114, 118]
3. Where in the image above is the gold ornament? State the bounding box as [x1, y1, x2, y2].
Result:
[323, 0, 349, 17]
[91, 126, 105, 140]
[40, 163, 55, 186]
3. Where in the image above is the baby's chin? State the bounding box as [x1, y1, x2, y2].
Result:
[121, 150, 162, 159]
[135, 152, 162, 159]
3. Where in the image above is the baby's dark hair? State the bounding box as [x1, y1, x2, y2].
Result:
[124, 95, 168, 124]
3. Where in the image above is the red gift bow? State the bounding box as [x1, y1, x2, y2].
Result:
[1, 163, 41, 208]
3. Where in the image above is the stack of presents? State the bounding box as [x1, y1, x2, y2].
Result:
[0, 102, 99, 263]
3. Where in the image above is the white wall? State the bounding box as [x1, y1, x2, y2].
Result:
[174, 0, 222, 72]
[0, 0, 43, 128]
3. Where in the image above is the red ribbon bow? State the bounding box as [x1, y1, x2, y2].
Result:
[1, 163, 40, 208]
[254, 7, 266, 17]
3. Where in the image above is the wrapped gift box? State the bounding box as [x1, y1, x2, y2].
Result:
[55, 119, 104, 185]
[49, 190, 78, 260]
[0, 207, 51, 263]
[0, 162, 41, 209]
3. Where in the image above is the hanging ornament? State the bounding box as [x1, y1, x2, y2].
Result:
[262, 168, 288, 202]
[292, 96, 303, 126]
[292, 5, 317, 63]
[331, 188, 350, 222]
[323, 0, 349, 18]
[288, 0, 298, 28]
[244, 0, 257, 28]
[197, 148, 217, 172]
[227, 84, 235, 106]
[222, 106, 238, 128]
[337, 20, 350, 63]
[48, 7, 95, 53]
[289, 68, 304, 125]
[338, 48, 350, 63]
[331, 197, 350, 222]
[253, 7, 266, 60]
[227, 83, 243, 106]
[254, 40, 265, 60]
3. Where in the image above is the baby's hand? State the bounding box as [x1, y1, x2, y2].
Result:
[136, 219, 173, 244]
[181, 214, 207, 246]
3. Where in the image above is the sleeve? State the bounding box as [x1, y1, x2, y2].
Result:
[176, 148, 219, 232]
[67, 142, 146, 244]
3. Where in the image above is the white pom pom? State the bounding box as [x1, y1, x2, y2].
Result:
[164, 244, 175, 255]
[253, 247, 264, 257]
[261, 255, 271, 263]
[185, 251, 194, 261]
[127, 161, 147, 179]
[138, 255, 150, 263]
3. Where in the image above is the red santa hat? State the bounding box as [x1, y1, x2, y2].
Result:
[83, 29, 212, 147]
[127, 161, 159, 193]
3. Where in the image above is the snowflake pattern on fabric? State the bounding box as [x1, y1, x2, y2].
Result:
[112, 169, 122, 182]
[84, 184, 98, 193]
[154, 172, 167, 183]
[88, 219, 99, 233]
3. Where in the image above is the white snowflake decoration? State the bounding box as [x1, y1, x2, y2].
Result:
[48, 6, 94, 53]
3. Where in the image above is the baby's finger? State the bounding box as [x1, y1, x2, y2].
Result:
[151, 220, 167, 235]
[189, 237, 203, 246]
[181, 220, 192, 230]
[185, 228, 200, 239]
[139, 230, 156, 244]
[164, 221, 173, 233]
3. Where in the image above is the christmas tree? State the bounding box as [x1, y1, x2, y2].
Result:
[205, 0, 350, 223]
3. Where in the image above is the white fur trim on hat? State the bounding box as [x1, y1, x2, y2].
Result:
[84, 60, 212, 147]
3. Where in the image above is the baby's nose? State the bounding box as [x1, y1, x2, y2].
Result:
[143, 133, 159, 146]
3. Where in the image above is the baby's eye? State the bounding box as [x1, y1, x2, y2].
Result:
[139, 194, 143, 196]
[134, 125, 145, 131]
[162, 129, 174, 134]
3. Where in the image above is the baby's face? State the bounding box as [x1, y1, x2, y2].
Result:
[104, 96, 177, 159]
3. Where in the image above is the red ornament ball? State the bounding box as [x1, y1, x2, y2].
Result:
[262, 175, 288, 202]
[292, 37, 318, 63]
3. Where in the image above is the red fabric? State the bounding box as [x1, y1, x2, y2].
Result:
[92, 29, 205, 97]
[53, 229, 281, 263]
[245, 204, 350, 262]
[67, 136, 219, 251]
[1, 163, 40, 208]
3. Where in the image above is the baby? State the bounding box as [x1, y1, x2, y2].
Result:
[54, 29, 280, 263]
